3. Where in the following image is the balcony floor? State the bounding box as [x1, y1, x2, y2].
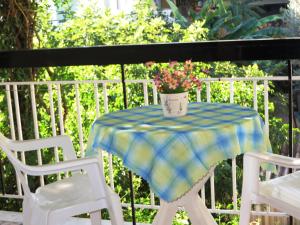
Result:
[0, 211, 148, 225]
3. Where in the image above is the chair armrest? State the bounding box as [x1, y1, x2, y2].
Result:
[22, 156, 107, 200]
[246, 152, 300, 169]
[21, 157, 99, 176]
[9, 135, 77, 160]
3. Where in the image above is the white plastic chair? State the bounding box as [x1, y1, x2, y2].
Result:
[239, 152, 300, 225]
[0, 133, 124, 225]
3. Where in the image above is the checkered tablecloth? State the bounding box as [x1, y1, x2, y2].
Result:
[86, 102, 271, 202]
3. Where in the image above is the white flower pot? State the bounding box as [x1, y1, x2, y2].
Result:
[160, 92, 188, 117]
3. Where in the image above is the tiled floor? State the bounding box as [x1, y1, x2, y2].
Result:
[0, 218, 133, 225]
[0, 219, 143, 225]
[0, 222, 21, 225]
[0, 211, 148, 225]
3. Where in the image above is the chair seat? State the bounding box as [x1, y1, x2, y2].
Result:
[259, 170, 300, 209]
[34, 174, 97, 210]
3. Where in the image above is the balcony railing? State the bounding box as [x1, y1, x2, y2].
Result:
[1, 38, 300, 225]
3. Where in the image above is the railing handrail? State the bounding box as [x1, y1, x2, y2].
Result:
[0, 38, 298, 224]
[0, 76, 296, 86]
[1, 38, 300, 68]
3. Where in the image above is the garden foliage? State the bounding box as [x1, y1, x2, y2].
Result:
[166, 0, 285, 39]
[0, 0, 292, 224]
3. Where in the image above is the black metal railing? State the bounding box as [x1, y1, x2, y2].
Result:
[1, 38, 300, 225]
[1, 38, 300, 67]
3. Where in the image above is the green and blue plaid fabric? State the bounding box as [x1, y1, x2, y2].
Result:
[86, 102, 271, 202]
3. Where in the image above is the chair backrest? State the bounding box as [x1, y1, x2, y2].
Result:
[0, 133, 31, 195]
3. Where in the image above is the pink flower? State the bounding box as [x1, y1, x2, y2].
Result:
[169, 61, 178, 68]
[168, 78, 178, 90]
[195, 80, 202, 90]
[178, 71, 186, 78]
[184, 60, 193, 71]
[154, 76, 162, 86]
[190, 74, 196, 81]
[182, 80, 192, 91]
[147, 60, 202, 93]
[163, 73, 172, 83]
[169, 82, 178, 90]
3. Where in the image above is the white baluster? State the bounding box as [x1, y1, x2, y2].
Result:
[75, 84, 84, 158]
[30, 84, 44, 186]
[13, 85, 27, 184]
[5, 85, 22, 195]
[48, 84, 60, 180]
[253, 80, 258, 111]
[143, 81, 149, 106]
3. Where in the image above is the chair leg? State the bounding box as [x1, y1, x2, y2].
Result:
[22, 198, 32, 225]
[152, 201, 178, 225]
[90, 211, 102, 225]
[239, 195, 252, 225]
[107, 192, 124, 225]
[239, 154, 259, 225]
[184, 195, 217, 225]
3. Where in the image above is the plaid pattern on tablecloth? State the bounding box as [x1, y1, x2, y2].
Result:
[86, 102, 271, 202]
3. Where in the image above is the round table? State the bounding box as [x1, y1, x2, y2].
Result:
[86, 102, 272, 224]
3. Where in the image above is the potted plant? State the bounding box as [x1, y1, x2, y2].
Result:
[146, 60, 202, 117]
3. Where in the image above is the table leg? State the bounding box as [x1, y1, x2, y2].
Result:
[184, 195, 217, 225]
[90, 210, 102, 225]
[152, 200, 178, 225]
[152, 166, 217, 225]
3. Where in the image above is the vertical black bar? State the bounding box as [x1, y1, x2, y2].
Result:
[288, 60, 293, 225]
[288, 60, 293, 158]
[121, 64, 128, 109]
[128, 171, 136, 225]
[121, 64, 136, 225]
[0, 158, 5, 195]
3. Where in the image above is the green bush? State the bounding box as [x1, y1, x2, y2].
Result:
[0, 1, 291, 224]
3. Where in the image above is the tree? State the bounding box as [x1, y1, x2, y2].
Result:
[166, 0, 284, 39]
[0, 0, 38, 81]
[0, 2, 293, 224]
[0, 0, 36, 50]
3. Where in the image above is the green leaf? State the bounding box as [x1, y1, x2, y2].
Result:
[223, 18, 258, 39]
[215, 0, 227, 15]
[246, 27, 288, 39]
[210, 15, 239, 35]
[166, 0, 189, 27]
[257, 15, 282, 27]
